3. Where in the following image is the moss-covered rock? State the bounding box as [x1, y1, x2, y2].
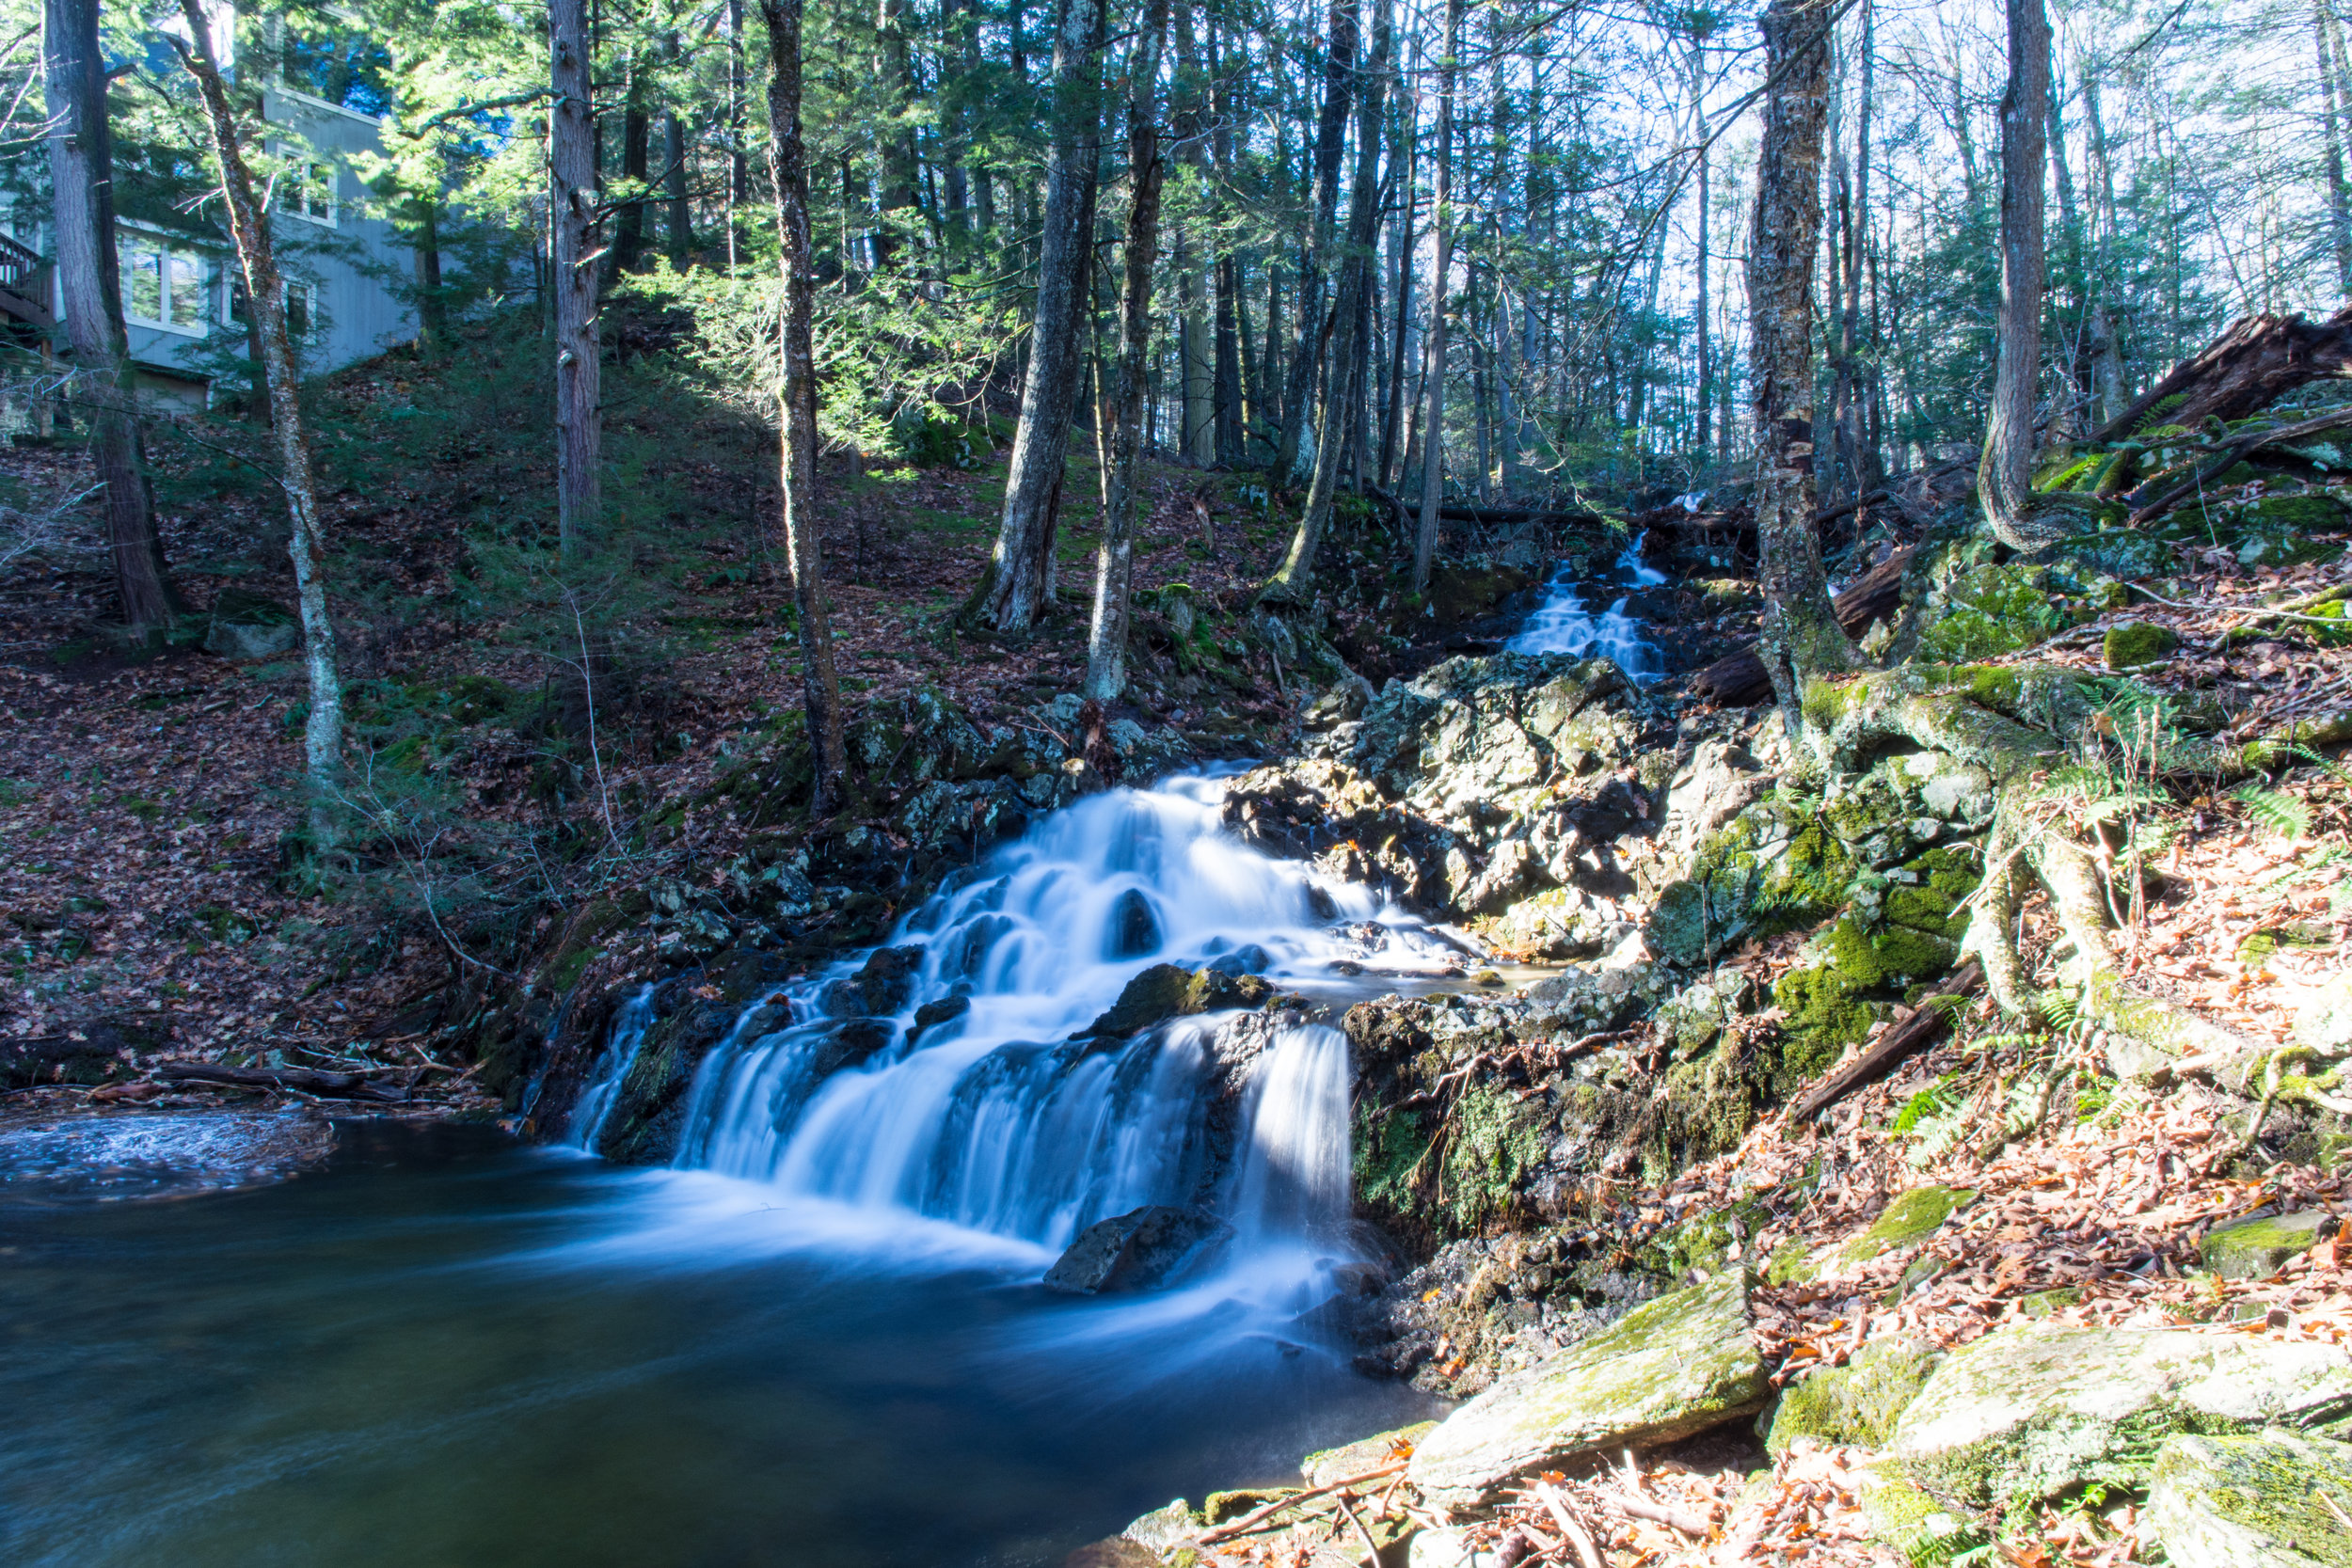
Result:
[2149, 1427, 2352, 1568]
[1767, 1337, 1943, 1454]
[2201, 1209, 2334, 1280]
[1080, 964, 1277, 1038]
[1919, 561, 2100, 662]
[1885, 1324, 2352, 1510]
[2105, 621, 2181, 671]
[1857, 1463, 1988, 1567]
[1302, 1421, 1438, 1488]
[1839, 1187, 1976, 1268]
[1407, 1272, 1769, 1506]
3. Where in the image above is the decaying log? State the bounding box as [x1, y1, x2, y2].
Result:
[2089, 306, 2352, 446]
[156, 1061, 411, 1102]
[1788, 960, 1983, 1122]
[1688, 546, 1916, 705]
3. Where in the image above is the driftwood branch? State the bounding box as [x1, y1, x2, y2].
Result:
[1191, 1462, 1408, 1544]
[156, 1062, 411, 1102]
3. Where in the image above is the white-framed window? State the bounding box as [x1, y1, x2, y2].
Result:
[230, 276, 325, 342]
[117, 233, 209, 336]
[269, 144, 340, 226]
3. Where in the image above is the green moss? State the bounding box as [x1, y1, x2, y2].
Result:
[1841, 1187, 1976, 1266]
[2103, 621, 2179, 671]
[2153, 1431, 2352, 1568]
[1883, 848, 1982, 940]
[1829, 917, 1958, 990]
[1860, 1465, 1989, 1567]
[1772, 964, 1878, 1085]
[1768, 1338, 1942, 1454]
[2199, 1209, 2331, 1280]
[1639, 1196, 1775, 1281]
[1920, 562, 2095, 662]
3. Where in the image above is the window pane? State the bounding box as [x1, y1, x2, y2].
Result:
[286, 285, 310, 339]
[124, 247, 161, 324]
[310, 165, 334, 219]
[168, 255, 205, 327]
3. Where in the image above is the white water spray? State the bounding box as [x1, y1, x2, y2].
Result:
[1507, 531, 1666, 680]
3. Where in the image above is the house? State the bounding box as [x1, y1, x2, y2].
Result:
[1, 71, 418, 405]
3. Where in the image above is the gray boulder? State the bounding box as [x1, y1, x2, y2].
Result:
[2297, 972, 2352, 1053]
[2201, 1208, 2335, 1280]
[202, 586, 301, 659]
[2149, 1427, 2352, 1568]
[1885, 1324, 2352, 1508]
[1406, 1271, 1769, 1507]
[1042, 1205, 1233, 1295]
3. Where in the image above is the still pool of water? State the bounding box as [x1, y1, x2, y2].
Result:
[0, 1120, 1430, 1568]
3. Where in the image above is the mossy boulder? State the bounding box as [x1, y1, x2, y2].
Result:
[2200, 1209, 2334, 1281]
[1884, 1325, 2352, 1510]
[1767, 1337, 1943, 1455]
[1918, 561, 2100, 662]
[2149, 1427, 2352, 1568]
[1080, 964, 1277, 1038]
[2054, 528, 2178, 582]
[1406, 1272, 1770, 1506]
[1838, 1187, 1976, 1270]
[1857, 1464, 1988, 1567]
[2105, 621, 2180, 671]
[1302, 1421, 1438, 1487]
[1426, 562, 1535, 626]
[2232, 493, 2352, 568]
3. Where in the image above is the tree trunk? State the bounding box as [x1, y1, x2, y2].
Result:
[174, 0, 343, 811]
[1979, 0, 2050, 548]
[973, 0, 1107, 632]
[1270, 0, 1389, 598]
[664, 106, 692, 266]
[2320, 0, 2352, 293]
[1379, 49, 1415, 488]
[412, 196, 447, 353]
[612, 61, 650, 275]
[758, 0, 850, 814]
[1687, 20, 1711, 459]
[1215, 253, 1245, 464]
[550, 0, 600, 549]
[875, 0, 920, 267]
[1083, 0, 1169, 701]
[1747, 0, 1854, 727]
[43, 0, 179, 634]
[1410, 0, 1461, 593]
[1273, 0, 1356, 483]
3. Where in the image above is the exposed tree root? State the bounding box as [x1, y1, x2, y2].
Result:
[1809, 665, 2288, 1083]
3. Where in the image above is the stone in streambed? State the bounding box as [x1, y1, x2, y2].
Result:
[2104, 621, 2179, 671]
[1080, 964, 1276, 1038]
[1042, 1205, 1233, 1295]
[2149, 1427, 2352, 1568]
[1884, 1324, 2352, 1510]
[2201, 1208, 2335, 1280]
[1406, 1271, 1769, 1507]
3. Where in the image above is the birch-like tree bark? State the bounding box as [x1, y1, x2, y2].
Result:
[1410, 0, 1462, 594]
[1747, 0, 1855, 728]
[1082, 0, 1170, 701]
[1979, 0, 2051, 549]
[43, 0, 180, 634]
[973, 0, 1107, 633]
[172, 1, 344, 811]
[550, 0, 600, 550]
[759, 0, 851, 813]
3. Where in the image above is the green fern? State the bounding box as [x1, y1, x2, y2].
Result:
[2234, 783, 2312, 841]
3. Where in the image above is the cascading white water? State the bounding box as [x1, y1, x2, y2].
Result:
[564, 986, 655, 1149]
[1507, 531, 1667, 681]
[612, 778, 1464, 1293]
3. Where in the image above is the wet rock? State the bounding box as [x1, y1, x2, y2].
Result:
[2149, 1427, 2352, 1568]
[1107, 890, 1165, 958]
[1081, 964, 1276, 1038]
[907, 992, 971, 1045]
[2200, 1208, 2335, 1280]
[824, 944, 926, 1017]
[1204, 943, 1274, 976]
[1884, 1324, 2352, 1508]
[1058, 1540, 1165, 1568]
[1301, 1421, 1438, 1488]
[1042, 1205, 1233, 1295]
[1406, 1272, 1769, 1507]
[1120, 1499, 1198, 1557]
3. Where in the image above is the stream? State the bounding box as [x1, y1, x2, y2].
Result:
[2, 594, 1663, 1566]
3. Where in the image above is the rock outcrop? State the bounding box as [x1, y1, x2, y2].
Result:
[2149, 1427, 2352, 1568]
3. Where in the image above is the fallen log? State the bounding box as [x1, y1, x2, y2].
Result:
[1687, 545, 1917, 706]
[1375, 488, 1608, 529]
[2123, 404, 2352, 526]
[1787, 960, 1984, 1123]
[2090, 306, 2352, 445]
[156, 1061, 411, 1102]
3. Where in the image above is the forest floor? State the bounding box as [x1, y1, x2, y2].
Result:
[3, 339, 2350, 1565]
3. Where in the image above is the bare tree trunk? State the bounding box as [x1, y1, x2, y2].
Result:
[1083, 0, 1170, 701]
[2320, 0, 2352, 293]
[43, 0, 179, 634]
[758, 0, 851, 813]
[1748, 0, 1855, 728]
[875, 0, 921, 267]
[974, 0, 1107, 632]
[664, 104, 692, 266]
[1270, 0, 1389, 597]
[2084, 70, 2126, 423]
[1272, 0, 1356, 483]
[1379, 46, 1416, 487]
[1686, 17, 1712, 459]
[173, 1, 343, 811]
[550, 0, 600, 549]
[612, 59, 651, 275]
[1979, 0, 2050, 548]
[411, 196, 448, 354]
[1208, 17, 1245, 465]
[1411, 0, 1462, 594]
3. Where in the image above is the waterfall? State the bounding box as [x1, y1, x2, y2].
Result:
[609, 778, 1461, 1286]
[1507, 531, 1666, 680]
[565, 986, 656, 1149]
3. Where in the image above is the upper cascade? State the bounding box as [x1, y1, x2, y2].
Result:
[1507, 531, 1667, 681]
